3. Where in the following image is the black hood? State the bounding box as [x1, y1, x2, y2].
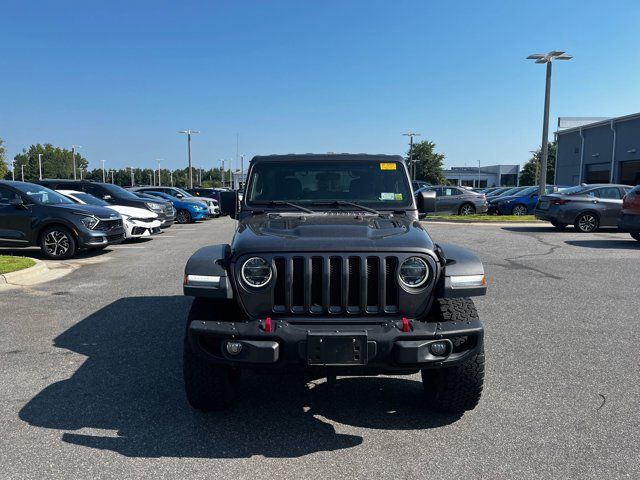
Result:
[232, 213, 435, 256]
[51, 203, 121, 218]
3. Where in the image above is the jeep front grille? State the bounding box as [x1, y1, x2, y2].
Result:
[272, 255, 399, 315]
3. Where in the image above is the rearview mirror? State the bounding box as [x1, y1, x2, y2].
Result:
[219, 190, 239, 219]
[417, 190, 436, 214]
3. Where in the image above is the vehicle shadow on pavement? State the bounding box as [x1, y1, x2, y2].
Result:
[19, 296, 457, 458]
[565, 239, 640, 249]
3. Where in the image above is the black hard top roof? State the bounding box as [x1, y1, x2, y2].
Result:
[251, 153, 406, 163]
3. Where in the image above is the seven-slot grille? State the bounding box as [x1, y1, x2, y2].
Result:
[94, 218, 123, 231]
[272, 255, 399, 315]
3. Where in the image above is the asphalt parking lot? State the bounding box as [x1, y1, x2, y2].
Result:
[1, 219, 638, 479]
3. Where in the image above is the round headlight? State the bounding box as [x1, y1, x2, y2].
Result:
[241, 257, 272, 288]
[398, 257, 429, 288]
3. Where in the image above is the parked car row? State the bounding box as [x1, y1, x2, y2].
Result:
[534, 184, 637, 238]
[0, 179, 226, 260]
[413, 185, 488, 215]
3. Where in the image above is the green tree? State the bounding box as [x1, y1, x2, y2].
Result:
[0, 138, 8, 179]
[408, 140, 446, 184]
[13, 144, 89, 181]
[520, 141, 557, 186]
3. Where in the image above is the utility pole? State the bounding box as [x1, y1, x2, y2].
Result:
[101, 160, 106, 183]
[71, 145, 81, 180]
[21, 164, 25, 182]
[111, 169, 114, 184]
[221, 160, 225, 188]
[477, 160, 481, 188]
[170, 171, 174, 187]
[527, 51, 572, 196]
[11, 160, 15, 181]
[178, 130, 200, 189]
[130, 167, 135, 187]
[38, 153, 43, 180]
[402, 133, 421, 181]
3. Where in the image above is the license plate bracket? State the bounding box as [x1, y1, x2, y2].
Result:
[307, 332, 368, 366]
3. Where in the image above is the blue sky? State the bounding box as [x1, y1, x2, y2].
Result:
[1, 0, 639, 172]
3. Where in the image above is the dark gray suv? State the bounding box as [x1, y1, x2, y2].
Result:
[535, 184, 633, 232]
[0, 181, 125, 259]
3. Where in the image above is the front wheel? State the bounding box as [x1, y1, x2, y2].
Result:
[183, 298, 241, 411]
[631, 232, 640, 242]
[511, 204, 528, 216]
[421, 298, 484, 413]
[458, 203, 476, 216]
[176, 209, 192, 224]
[40, 226, 77, 260]
[574, 212, 599, 233]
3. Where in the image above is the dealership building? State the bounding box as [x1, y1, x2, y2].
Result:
[443, 164, 520, 188]
[555, 113, 640, 186]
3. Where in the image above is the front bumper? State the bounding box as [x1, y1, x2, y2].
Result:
[188, 317, 483, 374]
[77, 228, 126, 248]
[618, 213, 640, 232]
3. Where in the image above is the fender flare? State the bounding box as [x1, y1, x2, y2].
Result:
[183, 244, 234, 299]
[435, 243, 486, 298]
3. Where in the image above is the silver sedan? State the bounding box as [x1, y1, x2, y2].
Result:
[415, 185, 488, 215]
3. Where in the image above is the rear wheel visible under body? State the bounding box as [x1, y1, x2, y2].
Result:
[574, 212, 599, 232]
[458, 203, 476, 216]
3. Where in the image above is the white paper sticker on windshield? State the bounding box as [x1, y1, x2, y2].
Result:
[380, 192, 395, 200]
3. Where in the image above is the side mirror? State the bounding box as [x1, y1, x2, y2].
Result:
[103, 194, 112, 201]
[176, 193, 184, 198]
[417, 190, 436, 214]
[219, 190, 239, 219]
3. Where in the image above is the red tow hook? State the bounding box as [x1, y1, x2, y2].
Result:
[263, 316, 273, 333]
[401, 317, 410, 333]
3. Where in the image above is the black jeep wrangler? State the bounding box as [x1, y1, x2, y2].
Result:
[183, 154, 487, 413]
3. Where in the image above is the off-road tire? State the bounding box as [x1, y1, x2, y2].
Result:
[183, 298, 240, 411]
[39, 225, 77, 260]
[421, 298, 485, 413]
[551, 221, 567, 229]
[631, 232, 640, 242]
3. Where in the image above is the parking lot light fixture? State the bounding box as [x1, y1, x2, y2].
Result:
[178, 130, 200, 189]
[402, 133, 421, 181]
[527, 51, 572, 196]
[100, 160, 106, 183]
[71, 145, 82, 180]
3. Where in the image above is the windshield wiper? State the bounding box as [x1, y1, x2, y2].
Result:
[311, 200, 381, 215]
[252, 201, 315, 214]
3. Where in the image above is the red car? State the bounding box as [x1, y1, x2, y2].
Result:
[618, 185, 640, 242]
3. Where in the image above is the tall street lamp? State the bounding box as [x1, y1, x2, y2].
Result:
[527, 51, 572, 196]
[156, 159, 163, 186]
[71, 145, 82, 180]
[178, 130, 200, 189]
[101, 160, 106, 183]
[38, 153, 43, 180]
[402, 133, 421, 181]
[130, 167, 135, 187]
[11, 159, 15, 181]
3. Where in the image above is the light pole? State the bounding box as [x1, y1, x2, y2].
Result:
[101, 160, 106, 183]
[156, 159, 163, 186]
[111, 169, 115, 184]
[21, 164, 25, 182]
[477, 160, 481, 188]
[221, 159, 225, 188]
[38, 153, 43, 180]
[402, 133, 421, 181]
[11, 160, 15, 181]
[178, 130, 200, 189]
[170, 171, 174, 187]
[71, 145, 82, 180]
[130, 167, 135, 187]
[527, 51, 572, 196]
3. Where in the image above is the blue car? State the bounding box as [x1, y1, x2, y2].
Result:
[490, 185, 558, 216]
[142, 191, 208, 224]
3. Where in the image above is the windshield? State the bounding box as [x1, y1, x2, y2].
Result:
[101, 183, 141, 199]
[72, 192, 109, 206]
[495, 186, 527, 198]
[246, 160, 412, 208]
[12, 183, 74, 205]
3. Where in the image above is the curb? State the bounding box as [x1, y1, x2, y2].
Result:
[421, 220, 546, 226]
[0, 259, 49, 285]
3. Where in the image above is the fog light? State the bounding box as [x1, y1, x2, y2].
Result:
[226, 341, 243, 355]
[429, 341, 448, 356]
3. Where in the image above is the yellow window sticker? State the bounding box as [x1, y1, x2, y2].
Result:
[380, 162, 397, 170]
[394, 193, 403, 201]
